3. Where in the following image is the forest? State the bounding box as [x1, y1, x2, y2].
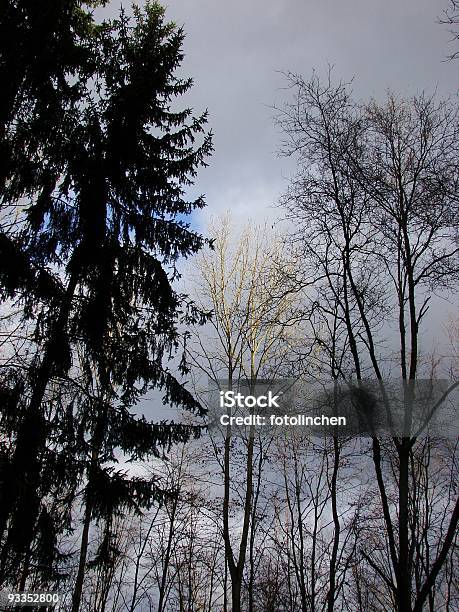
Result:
[0, 1, 458, 611]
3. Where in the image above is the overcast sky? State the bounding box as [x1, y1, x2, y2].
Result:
[103, 0, 459, 229]
[152, 0, 459, 229]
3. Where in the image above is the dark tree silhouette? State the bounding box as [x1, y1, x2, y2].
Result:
[0, 0, 212, 593]
[277, 71, 459, 611]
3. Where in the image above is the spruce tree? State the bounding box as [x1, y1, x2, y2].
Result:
[0, 0, 212, 590]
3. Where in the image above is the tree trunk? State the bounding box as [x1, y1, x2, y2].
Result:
[397, 440, 411, 612]
[231, 575, 242, 612]
[71, 495, 93, 612]
[327, 437, 341, 612]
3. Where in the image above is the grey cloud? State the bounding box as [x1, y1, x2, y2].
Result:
[100, 1, 457, 224]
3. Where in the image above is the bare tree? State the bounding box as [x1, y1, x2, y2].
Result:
[187, 215, 306, 612]
[276, 71, 459, 611]
[439, 0, 459, 59]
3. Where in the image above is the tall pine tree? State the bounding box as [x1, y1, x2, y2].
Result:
[0, 0, 212, 591]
